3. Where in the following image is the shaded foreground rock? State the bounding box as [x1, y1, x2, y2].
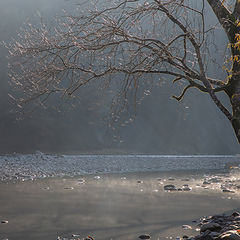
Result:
[186, 212, 240, 240]
[200, 222, 222, 232]
[219, 231, 240, 240]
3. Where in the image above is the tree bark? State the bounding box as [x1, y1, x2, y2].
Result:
[228, 72, 240, 143]
[207, 0, 240, 142]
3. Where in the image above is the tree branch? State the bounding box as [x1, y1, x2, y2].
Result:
[172, 84, 193, 101]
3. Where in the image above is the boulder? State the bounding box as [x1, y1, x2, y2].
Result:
[200, 222, 222, 232]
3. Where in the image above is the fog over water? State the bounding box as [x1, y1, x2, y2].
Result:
[0, 0, 239, 155]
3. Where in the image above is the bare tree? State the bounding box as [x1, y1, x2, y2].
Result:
[6, 0, 240, 142]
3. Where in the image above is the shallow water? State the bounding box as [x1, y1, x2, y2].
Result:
[1, 169, 240, 240]
[1, 153, 240, 181]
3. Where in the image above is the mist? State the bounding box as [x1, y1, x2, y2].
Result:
[0, 0, 239, 155]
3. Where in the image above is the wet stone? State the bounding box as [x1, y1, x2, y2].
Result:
[164, 185, 177, 191]
[222, 189, 235, 193]
[203, 181, 211, 185]
[182, 185, 192, 191]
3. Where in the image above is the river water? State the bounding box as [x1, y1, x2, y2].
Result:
[1, 154, 240, 240]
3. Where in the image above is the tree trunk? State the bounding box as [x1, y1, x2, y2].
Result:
[228, 73, 240, 143]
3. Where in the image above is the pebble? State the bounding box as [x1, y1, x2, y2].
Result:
[222, 189, 235, 193]
[164, 185, 177, 191]
[78, 179, 85, 184]
[202, 181, 211, 185]
[72, 234, 80, 237]
[182, 225, 192, 230]
[64, 187, 74, 190]
[1, 220, 8, 224]
[208, 177, 222, 183]
[182, 185, 192, 191]
[139, 234, 151, 239]
[85, 236, 94, 240]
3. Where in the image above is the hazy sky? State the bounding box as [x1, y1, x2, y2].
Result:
[0, 0, 239, 155]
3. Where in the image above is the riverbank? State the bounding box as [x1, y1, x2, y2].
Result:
[1, 170, 240, 240]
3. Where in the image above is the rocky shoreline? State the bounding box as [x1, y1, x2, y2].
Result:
[182, 212, 240, 240]
[54, 212, 240, 240]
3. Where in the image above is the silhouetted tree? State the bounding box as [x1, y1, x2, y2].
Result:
[6, 0, 240, 142]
